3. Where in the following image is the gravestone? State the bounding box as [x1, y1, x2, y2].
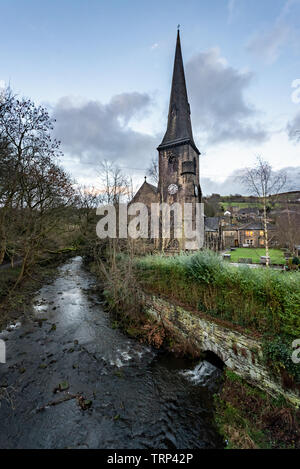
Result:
[238, 258, 253, 264]
[223, 254, 231, 261]
[260, 256, 270, 265]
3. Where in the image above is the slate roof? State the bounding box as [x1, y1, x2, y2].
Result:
[146, 182, 158, 193]
[237, 207, 260, 214]
[130, 180, 158, 204]
[222, 225, 239, 231]
[204, 217, 220, 232]
[237, 221, 275, 231]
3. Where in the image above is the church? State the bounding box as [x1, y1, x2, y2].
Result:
[131, 30, 206, 252]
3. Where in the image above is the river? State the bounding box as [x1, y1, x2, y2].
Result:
[0, 256, 224, 449]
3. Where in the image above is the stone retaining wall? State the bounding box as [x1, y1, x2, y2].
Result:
[144, 293, 300, 407]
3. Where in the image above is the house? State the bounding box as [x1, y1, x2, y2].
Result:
[204, 217, 222, 251]
[222, 225, 239, 249]
[230, 206, 241, 215]
[238, 222, 277, 248]
[236, 207, 260, 221]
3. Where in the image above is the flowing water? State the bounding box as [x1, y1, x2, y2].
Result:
[0, 256, 224, 449]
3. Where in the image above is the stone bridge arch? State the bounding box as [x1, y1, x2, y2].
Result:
[144, 293, 300, 407]
[202, 350, 225, 370]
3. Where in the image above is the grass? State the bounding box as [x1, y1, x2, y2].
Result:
[225, 248, 285, 265]
[221, 202, 263, 209]
[220, 201, 282, 210]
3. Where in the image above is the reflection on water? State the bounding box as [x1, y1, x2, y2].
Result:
[0, 256, 224, 449]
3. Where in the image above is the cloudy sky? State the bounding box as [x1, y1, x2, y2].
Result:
[1, 0, 300, 195]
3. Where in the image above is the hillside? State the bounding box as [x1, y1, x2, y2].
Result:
[204, 191, 300, 217]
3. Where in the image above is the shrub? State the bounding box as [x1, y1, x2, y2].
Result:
[262, 336, 300, 385]
[136, 250, 300, 338]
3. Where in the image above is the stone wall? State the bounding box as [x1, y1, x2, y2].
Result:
[143, 293, 300, 407]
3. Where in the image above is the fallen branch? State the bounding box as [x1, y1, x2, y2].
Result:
[36, 392, 93, 412]
[36, 392, 77, 412]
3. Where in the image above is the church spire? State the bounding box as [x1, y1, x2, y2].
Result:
[158, 29, 199, 154]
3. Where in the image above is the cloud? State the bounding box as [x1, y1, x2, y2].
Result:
[150, 43, 159, 50]
[247, 23, 292, 64]
[53, 92, 156, 174]
[283, 166, 300, 190]
[185, 48, 268, 144]
[201, 168, 246, 196]
[201, 166, 300, 196]
[287, 111, 300, 141]
[246, 0, 300, 64]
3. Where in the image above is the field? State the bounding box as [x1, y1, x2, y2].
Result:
[220, 201, 282, 210]
[224, 248, 285, 265]
[220, 202, 263, 209]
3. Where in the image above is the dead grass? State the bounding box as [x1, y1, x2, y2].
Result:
[215, 370, 300, 449]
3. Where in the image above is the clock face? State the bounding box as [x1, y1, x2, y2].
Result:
[194, 185, 199, 197]
[168, 184, 178, 195]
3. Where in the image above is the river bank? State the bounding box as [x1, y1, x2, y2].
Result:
[0, 249, 78, 331]
[215, 370, 300, 449]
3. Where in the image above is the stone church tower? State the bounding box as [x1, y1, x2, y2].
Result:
[157, 30, 202, 250]
[132, 30, 204, 251]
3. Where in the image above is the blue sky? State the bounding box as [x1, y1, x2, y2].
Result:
[1, 0, 300, 194]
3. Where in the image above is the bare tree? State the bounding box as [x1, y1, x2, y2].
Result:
[240, 157, 286, 266]
[0, 88, 75, 284]
[97, 160, 131, 204]
[275, 207, 300, 256]
[75, 185, 103, 237]
[146, 156, 159, 185]
[13, 158, 75, 286]
[0, 89, 63, 264]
